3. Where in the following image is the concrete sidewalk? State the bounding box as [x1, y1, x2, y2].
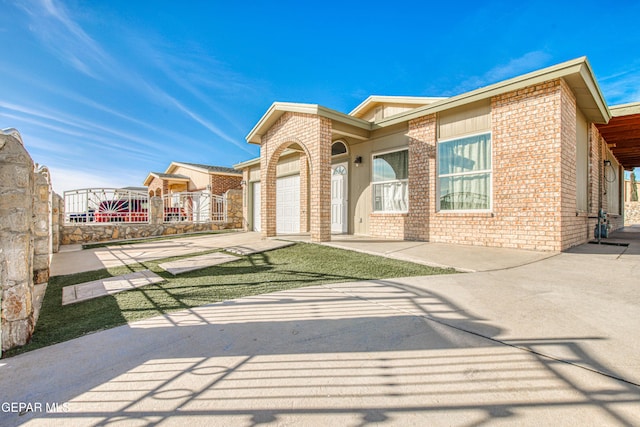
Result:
[6, 229, 636, 425]
[51, 232, 266, 276]
[2, 265, 639, 426]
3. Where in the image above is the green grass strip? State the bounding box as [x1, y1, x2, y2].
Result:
[3, 243, 456, 358]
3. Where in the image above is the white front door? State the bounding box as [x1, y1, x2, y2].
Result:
[253, 182, 261, 232]
[276, 175, 300, 234]
[331, 163, 348, 234]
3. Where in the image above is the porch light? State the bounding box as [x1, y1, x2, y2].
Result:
[354, 156, 363, 167]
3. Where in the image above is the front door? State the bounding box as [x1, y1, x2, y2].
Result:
[331, 163, 348, 233]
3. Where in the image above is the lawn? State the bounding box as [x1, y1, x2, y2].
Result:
[4, 242, 457, 357]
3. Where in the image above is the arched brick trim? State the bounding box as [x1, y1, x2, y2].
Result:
[259, 112, 332, 242]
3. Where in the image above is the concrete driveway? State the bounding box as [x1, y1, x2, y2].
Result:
[1, 230, 639, 426]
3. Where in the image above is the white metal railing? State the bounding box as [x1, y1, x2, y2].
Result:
[64, 188, 150, 224]
[162, 191, 226, 223]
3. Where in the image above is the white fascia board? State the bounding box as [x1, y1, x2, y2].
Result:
[377, 57, 610, 127]
[246, 102, 372, 144]
[610, 102, 640, 117]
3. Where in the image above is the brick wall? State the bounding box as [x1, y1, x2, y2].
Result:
[210, 174, 242, 196]
[558, 79, 589, 250]
[405, 114, 436, 240]
[369, 213, 407, 239]
[147, 176, 163, 196]
[260, 112, 332, 242]
[402, 80, 571, 251]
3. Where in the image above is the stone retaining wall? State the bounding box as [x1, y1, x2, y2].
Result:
[61, 189, 245, 245]
[1, 130, 59, 353]
[625, 202, 640, 225]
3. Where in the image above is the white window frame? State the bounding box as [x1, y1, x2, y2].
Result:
[371, 148, 409, 213]
[437, 131, 492, 212]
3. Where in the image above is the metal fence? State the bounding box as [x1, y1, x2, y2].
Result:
[162, 191, 226, 223]
[64, 188, 150, 224]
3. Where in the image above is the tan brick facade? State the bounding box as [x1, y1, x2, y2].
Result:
[243, 60, 631, 251]
[260, 112, 332, 242]
[146, 176, 166, 197]
[393, 79, 597, 251]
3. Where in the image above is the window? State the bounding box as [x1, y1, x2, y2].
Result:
[331, 141, 348, 156]
[372, 149, 408, 212]
[438, 133, 491, 211]
[606, 152, 620, 215]
[576, 109, 589, 211]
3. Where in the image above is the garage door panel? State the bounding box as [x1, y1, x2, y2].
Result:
[276, 175, 300, 234]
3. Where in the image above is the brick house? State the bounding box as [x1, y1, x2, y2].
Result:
[235, 57, 640, 251]
[144, 162, 242, 197]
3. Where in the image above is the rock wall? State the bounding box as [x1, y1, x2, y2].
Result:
[0, 129, 59, 354]
[61, 189, 245, 245]
[1, 130, 35, 353]
[625, 202, 640, 226]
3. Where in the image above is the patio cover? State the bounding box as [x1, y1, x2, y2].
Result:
[596, 103, 640, 169]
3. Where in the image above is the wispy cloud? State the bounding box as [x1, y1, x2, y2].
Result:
[47, 166, 138, 194]
[19, 0, 114, 78]
[599, 65, 640, 105]
[135, 80, 255, 154]
[23, 1, 254, 153]
[453, 51, 553, 94]
[1, 102, 163, 157]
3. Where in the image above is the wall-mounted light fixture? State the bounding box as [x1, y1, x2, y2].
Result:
[354, 156, 363, 167]
[603, 160, 611, 166]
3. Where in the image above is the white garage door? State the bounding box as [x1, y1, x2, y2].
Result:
[252, 182, 261, 232]
[276, 175, 300, 234]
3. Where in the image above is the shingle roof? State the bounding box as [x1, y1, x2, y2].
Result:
[174, 162, 241, 175]
[152, 172, 190, 180]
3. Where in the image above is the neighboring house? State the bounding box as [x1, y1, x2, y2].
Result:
[235, 57, 640, 251]
[144, 162, 242, 197]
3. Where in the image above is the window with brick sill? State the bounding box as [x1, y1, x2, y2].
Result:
[438, 132, 491, 211]
[372, 149, 408, 213]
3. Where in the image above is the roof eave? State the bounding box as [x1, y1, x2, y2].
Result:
[349, 95, 448, 117]
[610, 102, 640, 117]
[234, 157, 261, 170]
[246, 102, 372, 144]
[378, 57, 611, 127]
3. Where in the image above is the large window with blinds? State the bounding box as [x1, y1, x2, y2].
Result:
[438, 132, 491, 211]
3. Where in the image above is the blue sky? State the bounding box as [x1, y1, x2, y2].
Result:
[1, 0, 639, 194]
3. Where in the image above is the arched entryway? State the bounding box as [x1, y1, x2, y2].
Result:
[259, 113, 333, 242]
